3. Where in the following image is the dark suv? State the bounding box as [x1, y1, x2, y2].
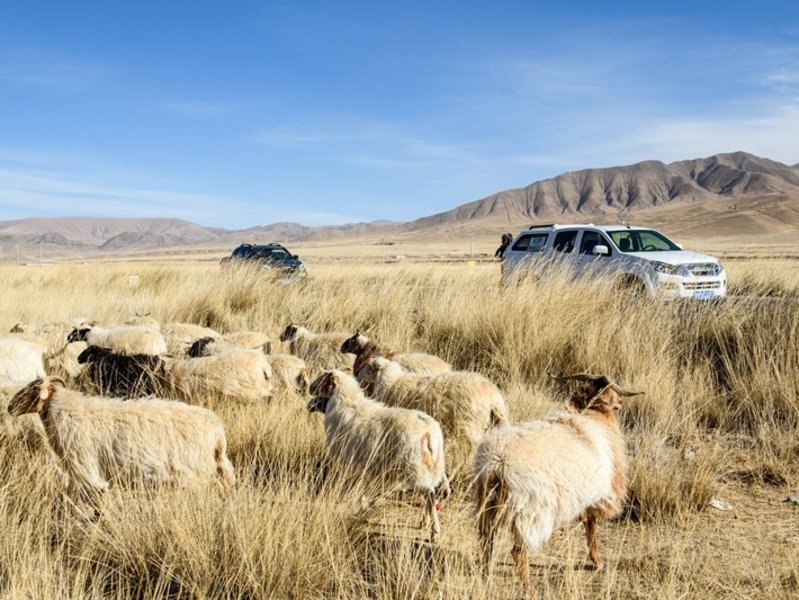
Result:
[221, 243, 307, 277]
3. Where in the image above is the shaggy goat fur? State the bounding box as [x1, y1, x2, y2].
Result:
[358, 357, 508, 459]
[341, 332, 452, 378]
[7, 377, 236, 506]
[165, 349, 274, 404]
[68, 325, 167, 357]
[308, 370, 450, 542]
[159, 323, 219, 356]
[77, 346, 167, 398]
[0, 336, 46, 383]
[279, 323, 354, 371]
[473, 374, 641, 594]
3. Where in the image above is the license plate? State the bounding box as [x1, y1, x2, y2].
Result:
[693, 290, 715, 299]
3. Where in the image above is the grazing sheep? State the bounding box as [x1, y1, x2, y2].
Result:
[357, 356, 508, 457]
[473, 373, 642, 594]
[266, 354, 309, 396]
[188, 338, 305, 397]
[0, 381, 48, 450]
[0, 336, 46, 383]
[341, 331, 452, 378]
[68, 325, 167, 357]
[187, 332, 271, 357]
[165, 349, 274, 404]
[279, 323, 354, 371]
[160, 323, 220, 356]
[77, 346, 167, 398]
[308, 370, 450, 542]
[7, 377, 236, 507]
[45, 341, 88, 383]
[11, 319, 92, 353]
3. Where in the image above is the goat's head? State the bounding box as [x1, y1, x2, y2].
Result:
[550, 373, 644, 414]
[354, 355, 389, 394]
[340, 331, 369, 355]
[67, 327, 91, 343]
[279, 323, 300, 342]
[187, 336, 215, 358]
[307, 370, 343, 414]
[8, 377, 66, 416]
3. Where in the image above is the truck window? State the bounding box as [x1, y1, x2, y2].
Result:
[579, 231, 610, 255]
[511, 233, 548, 252]
[553, 231, 577, 253]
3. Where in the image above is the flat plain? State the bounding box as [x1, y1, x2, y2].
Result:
[0, 245, 797, 598]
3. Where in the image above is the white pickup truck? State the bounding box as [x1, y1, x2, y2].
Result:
[500, 224, 727, 299]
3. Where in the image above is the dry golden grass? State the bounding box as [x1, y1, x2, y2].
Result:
[0, 259, 797, 598]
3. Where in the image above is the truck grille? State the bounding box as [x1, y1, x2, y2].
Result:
[683, 281, 722, 290]
[687, 263, 722, 276]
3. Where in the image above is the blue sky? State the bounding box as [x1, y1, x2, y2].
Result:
[1, 1, 797, 228]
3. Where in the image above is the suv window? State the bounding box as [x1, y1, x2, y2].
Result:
[610, 230, 680, 252]
[553, 231, 578, 253]
[512, 233, 548, 252]
[579, 231, 610, 255]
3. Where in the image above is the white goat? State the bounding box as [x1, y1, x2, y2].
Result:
[473, 373, 641, 594]
[357, 356, 508, 456]
[279, 323, 354, 371]
[68, 325, 167, 356]
[340, 331, 452, 378]
[308, 370, 450, 542]
[0, 336, 46, 383]
[165, 349, 274, 404]
[7, 377, 236, 508]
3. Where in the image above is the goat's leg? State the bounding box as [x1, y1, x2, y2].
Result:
[424, 490, 440, 543]
[583, 515, 604, 569]
[511, 526, 534, 598]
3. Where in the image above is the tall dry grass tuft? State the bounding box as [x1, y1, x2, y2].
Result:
[0, 259, 796, 598]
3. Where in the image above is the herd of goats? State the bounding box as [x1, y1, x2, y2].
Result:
[0, 317, 643, 594]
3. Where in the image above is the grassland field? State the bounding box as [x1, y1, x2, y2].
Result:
[0, 256, 797, 599]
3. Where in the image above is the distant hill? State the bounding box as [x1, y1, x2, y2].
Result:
[408, 152, 799, 230]
[1, 151, 797, 259]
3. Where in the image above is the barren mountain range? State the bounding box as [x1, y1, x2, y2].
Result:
[2, 151, 798, 260]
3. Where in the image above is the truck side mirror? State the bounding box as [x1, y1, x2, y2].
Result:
[592, 245, 610, 256]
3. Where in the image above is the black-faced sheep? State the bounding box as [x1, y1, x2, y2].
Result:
[186, 333, 271, 357]
[77, 345, 167, 398]
[473, 373, 642, 594]
[160, 323, 220, 356]
[340, 331, 452, 378]
[308, 370, 450, 542]
[68, 325, 167, 356]
[7, 377, 236, 508]
[279, 323, 354, 371]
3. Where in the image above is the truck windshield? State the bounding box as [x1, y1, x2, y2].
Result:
[609, 230, 680, 252]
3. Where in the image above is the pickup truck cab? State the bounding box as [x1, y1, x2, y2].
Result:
[500, 224, 727, 299]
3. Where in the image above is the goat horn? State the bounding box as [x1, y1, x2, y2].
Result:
[548, 372, 605, 383]
[609, 382, 645, 397]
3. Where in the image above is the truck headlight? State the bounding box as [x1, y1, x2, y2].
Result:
[652, 261, 681, 275]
